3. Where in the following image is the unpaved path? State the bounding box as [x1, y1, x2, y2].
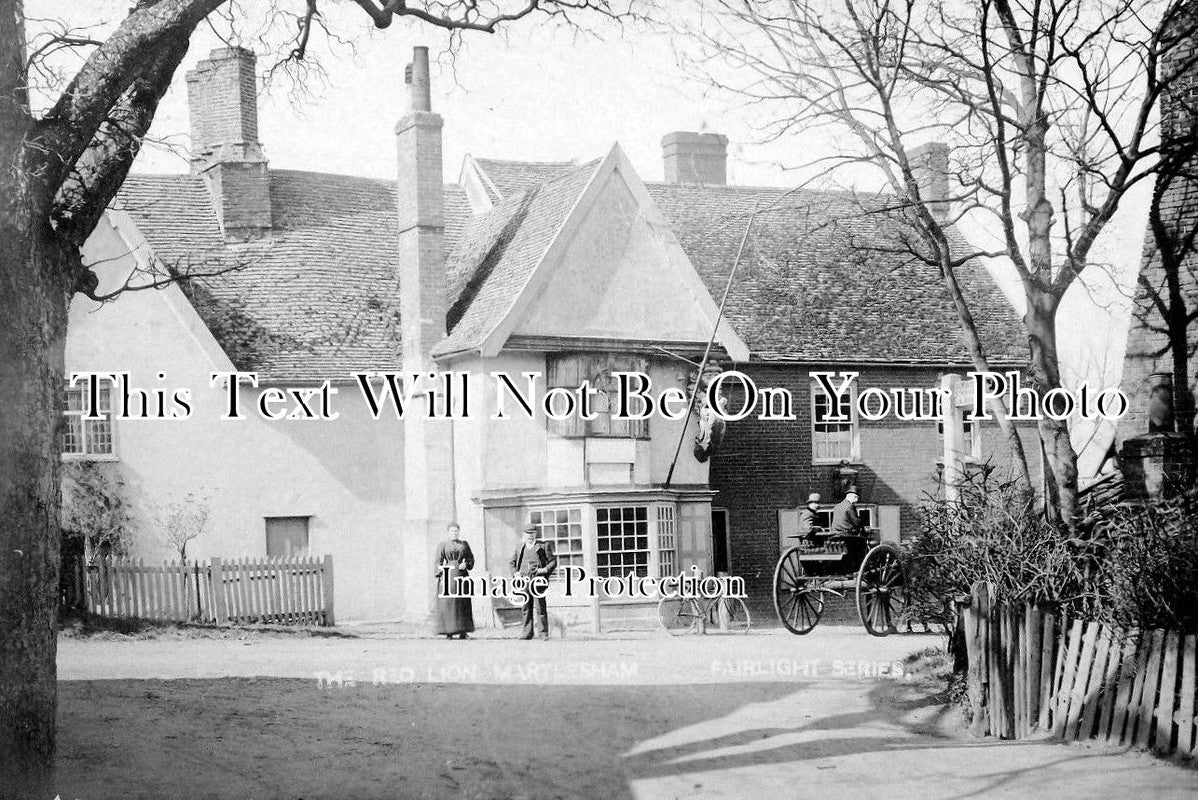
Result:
[54, 627, 1197, 799]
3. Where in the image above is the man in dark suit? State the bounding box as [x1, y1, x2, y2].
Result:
[510, 523, 557, 640]
[830, 487, 862, 536]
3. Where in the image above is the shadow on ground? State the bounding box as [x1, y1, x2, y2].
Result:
[55, 675, 1192, 800]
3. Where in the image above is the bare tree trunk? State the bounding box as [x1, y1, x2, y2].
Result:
[1025, 294, 1079, 527]
[0, 3, 71, 794]
[0, 189, 71, 798]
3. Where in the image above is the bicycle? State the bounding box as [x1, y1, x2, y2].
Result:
[657, 589, 751, 635]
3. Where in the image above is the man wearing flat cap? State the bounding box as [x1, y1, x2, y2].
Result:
[510, 523, 558, 640]
[793, 492, 826, 546]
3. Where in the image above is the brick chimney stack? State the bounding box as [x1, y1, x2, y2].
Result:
[662, 131, 728, 185]
[908, 142, 950, 220]
[186, 47, 272, 241]
[396, 46, 445, 370]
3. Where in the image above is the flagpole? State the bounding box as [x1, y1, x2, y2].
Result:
[664, 202, 757, 488]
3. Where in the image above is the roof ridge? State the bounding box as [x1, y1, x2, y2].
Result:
[473, 157, 579, 167]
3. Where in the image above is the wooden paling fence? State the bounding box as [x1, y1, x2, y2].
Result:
[960, 581, 1197, 755]
[82, 555, 334, 627]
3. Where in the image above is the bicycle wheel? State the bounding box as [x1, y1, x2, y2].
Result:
[659, 596, 704, 635]
[709, 597, 751, 634]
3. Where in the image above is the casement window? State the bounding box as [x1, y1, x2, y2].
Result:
[62, 382, 115, 459]
[938, 412, 983, 462]
[596, 505, 650, 579]
[656, 505, 677, 578]
[811, 382, 859, 463]
[529, 506, 584, 581]
[265, 516, 310, 558]
[546, 354, 649, 439]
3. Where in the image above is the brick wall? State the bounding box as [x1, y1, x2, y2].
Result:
[709, 363, 1040, 602]
[395, 109, 445, 368]
[185, 47, 271, 240]
[1120, 3, 1198, 437]
[186, 47, 261, 162]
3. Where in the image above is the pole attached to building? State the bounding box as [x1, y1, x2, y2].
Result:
[664, 203, 757, 488]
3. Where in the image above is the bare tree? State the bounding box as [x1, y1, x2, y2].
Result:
[0, 1, 634, 792]
[685, 0, 1198, 526]
[157, 491, 211, 563]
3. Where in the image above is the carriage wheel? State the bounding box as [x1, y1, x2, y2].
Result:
[706, 597, 751, 634]
[773, 546, 824, 635]
[856, 542, 907, 637]
[659, 596, 704, 636]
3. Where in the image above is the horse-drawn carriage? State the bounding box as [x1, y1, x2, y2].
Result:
[772, 529, 908, 636]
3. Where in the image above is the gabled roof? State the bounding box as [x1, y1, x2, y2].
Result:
[434, 159, 600, 357]
[113, 171, 470, 381]
[452, 158, 1026, 365]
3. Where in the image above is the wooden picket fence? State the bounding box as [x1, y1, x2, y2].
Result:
[82, 555, 334, 627]
[960, 582, 1198, 755]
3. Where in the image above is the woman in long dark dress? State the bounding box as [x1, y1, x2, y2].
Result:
[434, 522, 475, 639]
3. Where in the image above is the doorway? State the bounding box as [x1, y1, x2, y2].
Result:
[711, 508, 730, 574]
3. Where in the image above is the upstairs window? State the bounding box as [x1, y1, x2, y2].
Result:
[546, 354, 649, 439]
[811, 383, 858, 463]
[62, 382, 115, 459]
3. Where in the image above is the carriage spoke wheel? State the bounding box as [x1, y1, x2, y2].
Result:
[773, 546, 824, 635]
[705, 596, 752, 634]
[856, 543, 907, 637]
[659, 596, 705, 636]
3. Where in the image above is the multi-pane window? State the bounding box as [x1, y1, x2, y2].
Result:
[596, 505, 650, 578]
[656, 506, 677, 577]
[546, 354, 649, 439]
[529, 507, 584, 580]
[812, 385, 857, 462]
[62, 382, 114, 458]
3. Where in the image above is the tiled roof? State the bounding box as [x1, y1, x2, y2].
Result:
[433, 160, 600, 356]
[113, 171, 470, 381]
[451, 158, 1026, 365]
[645, 182, 1026, 364]
[114, 154, 1025, 380]
[470, 158, 578, 201]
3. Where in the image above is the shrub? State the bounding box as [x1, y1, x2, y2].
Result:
[907, 473, 1198, 636]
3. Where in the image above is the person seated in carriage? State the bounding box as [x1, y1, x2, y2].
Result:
[830, 487, 865, 538]
[792, 492, 828, 547]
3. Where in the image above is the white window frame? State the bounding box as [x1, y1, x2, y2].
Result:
[811, 382, 860, 464]
[61, 381, 117, 461]
[528, 506, 584, 582]
[595, 505, 651, 579]
[656, 505, 677, 578]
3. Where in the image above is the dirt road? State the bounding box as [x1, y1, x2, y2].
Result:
[54, 627, 1196, 799]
